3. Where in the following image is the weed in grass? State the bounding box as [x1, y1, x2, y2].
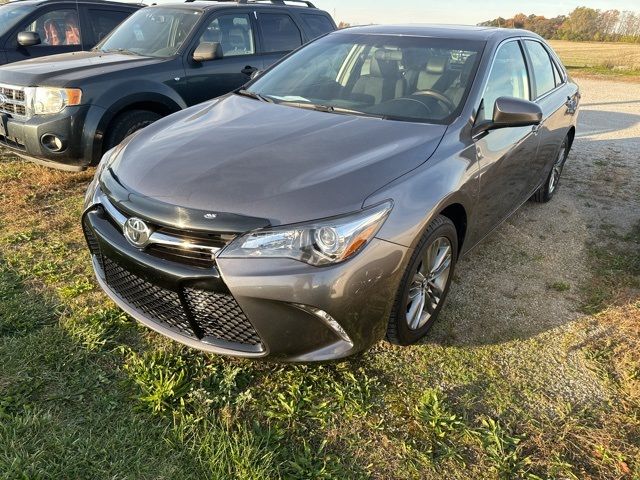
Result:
[414, 388, 466, 460]
[474, 417, 537, 479]
[549, 281, 571, 292]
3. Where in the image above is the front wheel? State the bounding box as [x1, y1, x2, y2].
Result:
[531, 137, 569, 203]
[103, 110, 162, 153]
[386, 215, 458, 346]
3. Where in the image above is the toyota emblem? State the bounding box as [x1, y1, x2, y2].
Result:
[123, 217, 151, 247]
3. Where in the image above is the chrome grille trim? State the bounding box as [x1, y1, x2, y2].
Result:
[97, 191, 223, 259]
[0, 83, 30, 120]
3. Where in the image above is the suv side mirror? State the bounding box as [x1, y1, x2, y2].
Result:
[473, 96, 542, 136]
[193, 42, 223, 62]
[18, 31, 41, 47]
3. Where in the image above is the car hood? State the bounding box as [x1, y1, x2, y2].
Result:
[0, 51, 165, 86]
[108, 94, 447, 227]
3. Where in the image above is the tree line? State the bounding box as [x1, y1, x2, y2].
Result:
[480, 7, 640, 43]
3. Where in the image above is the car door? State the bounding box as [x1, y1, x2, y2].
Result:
[522, 39, 576, 188]
[79, 5, 135, 47]
[255, 10, 304, 69]
[184, 10, 262, 106]
[472, 40, 541, 235]
[4, 5, 82, 63]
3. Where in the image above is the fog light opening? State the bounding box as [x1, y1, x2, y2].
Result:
[41, 134, 66, 152]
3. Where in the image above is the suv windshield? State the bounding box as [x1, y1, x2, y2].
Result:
[248, 33, 484, 124]
[97, 8, 201, 57]
[0, 3, 36, 36]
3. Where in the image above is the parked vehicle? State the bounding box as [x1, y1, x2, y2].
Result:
[82, 25, 580, 362]
[0, 0, 335, 171]
[0, 0, 141, 65]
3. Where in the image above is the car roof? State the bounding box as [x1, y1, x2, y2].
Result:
[337, 24, 540, 42]
[6, 0, 142, 7]
[155, 0, 323, 12]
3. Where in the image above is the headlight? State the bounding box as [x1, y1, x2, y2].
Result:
[33, 87, 82, 115]
[220, 201, 393, 266]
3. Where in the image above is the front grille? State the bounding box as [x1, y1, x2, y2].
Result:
[0, 85, 28, 119]
[103, 257, 196, 338]
[146, 244, 216, 269]
[82, 218, 104, 270]
[184, 288, 262, 346]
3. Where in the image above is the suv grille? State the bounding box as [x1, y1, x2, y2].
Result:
[0, 85, 28, 119]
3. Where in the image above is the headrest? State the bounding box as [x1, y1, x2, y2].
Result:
[425, 56, 449, 74]
[375, 49, 403, 62]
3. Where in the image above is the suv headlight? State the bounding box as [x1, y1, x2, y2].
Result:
[33, 87, 82, 115]
[220, 201, 393, 266]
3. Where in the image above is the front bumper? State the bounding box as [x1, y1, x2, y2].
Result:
[82, 200, 409, 362]
[1, 105, 103, 171]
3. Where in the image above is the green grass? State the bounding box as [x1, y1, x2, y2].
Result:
[0, 153, 638, 479]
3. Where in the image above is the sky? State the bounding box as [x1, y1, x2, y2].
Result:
[308, 0, 640, 26]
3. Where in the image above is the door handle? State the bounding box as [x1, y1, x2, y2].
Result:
[565, 96, 577, 114]
[241, 66, 258, 76]
[532, 124, 541, 135]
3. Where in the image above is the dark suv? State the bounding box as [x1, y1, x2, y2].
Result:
[0, 0, 335, 171]
[0, 0, 141, 65]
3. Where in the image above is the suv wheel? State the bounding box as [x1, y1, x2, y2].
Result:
[386, 215, 458, 346]
[104, 110, 161, 152]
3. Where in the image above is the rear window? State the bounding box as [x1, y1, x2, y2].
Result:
[524, 40, 556, 98]
[301, 13, 334, 39]
[89, 9, 131, 43]
[257, 13, 302, 53]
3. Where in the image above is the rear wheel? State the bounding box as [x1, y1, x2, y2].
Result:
[103, 110, 161, 153]
[386, 215, 458, 345]
[531, 137, 569, 203]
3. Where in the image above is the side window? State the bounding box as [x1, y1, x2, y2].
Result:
[258, 13, 302, 53]
[200, 13, 255, 57]
[477, 41, 529, 123]
[301, 14, 334, 39]
[524, 40, 556, 98]
[552, 59, 565, 87]
[25, 8, 81, 46]
[88, 9, 131, 43]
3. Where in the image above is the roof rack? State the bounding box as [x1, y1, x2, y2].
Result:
[184, 0, 316, 8]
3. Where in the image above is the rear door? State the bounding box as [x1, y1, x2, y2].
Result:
[522, 39, 576, 188]
[79, 5, 136, 47]
[184, 9, 261, 105]
[4, 4, 82, 63]
[255, 10, 303, 69]
[472, 39, 541, 235]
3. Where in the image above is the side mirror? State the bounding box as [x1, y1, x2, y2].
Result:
[193, 42, 222, 62]
[474, 96, 542, 135]
[17, 31, 41, 47]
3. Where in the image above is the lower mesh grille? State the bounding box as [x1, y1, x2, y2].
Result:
[103, 257, 196, 338]
[184, 288, 262, 346]
[82, 219, 104, 270]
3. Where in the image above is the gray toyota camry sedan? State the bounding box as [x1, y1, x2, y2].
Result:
[82, 25, 580, 362]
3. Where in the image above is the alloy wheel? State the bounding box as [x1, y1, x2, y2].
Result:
[548, 144, 567, 194]
[405, 236, 453, 330]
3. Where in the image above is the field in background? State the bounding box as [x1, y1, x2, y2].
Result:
[550, 40, 640, 77]
[0, 78, 639, 479]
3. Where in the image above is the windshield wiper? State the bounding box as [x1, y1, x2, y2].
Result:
[274, 100, 385, 119]
[236, 89, 274, 103]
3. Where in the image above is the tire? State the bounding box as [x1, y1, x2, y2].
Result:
[531, 136, 570, 203]
[386, 215, 458, 346]
[103, 110, 162, 152]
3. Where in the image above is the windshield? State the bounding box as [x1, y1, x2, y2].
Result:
[248, 33, 484, 124]
[0, 3, 36, 36]
[97, 8, 201, 57]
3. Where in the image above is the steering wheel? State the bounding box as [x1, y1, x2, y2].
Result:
[413, 89, 456, 112]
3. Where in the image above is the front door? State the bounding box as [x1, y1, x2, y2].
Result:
[5, 5, 82, 63]
[184, 11, 262, 106]
[472, 40, 541, 237]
